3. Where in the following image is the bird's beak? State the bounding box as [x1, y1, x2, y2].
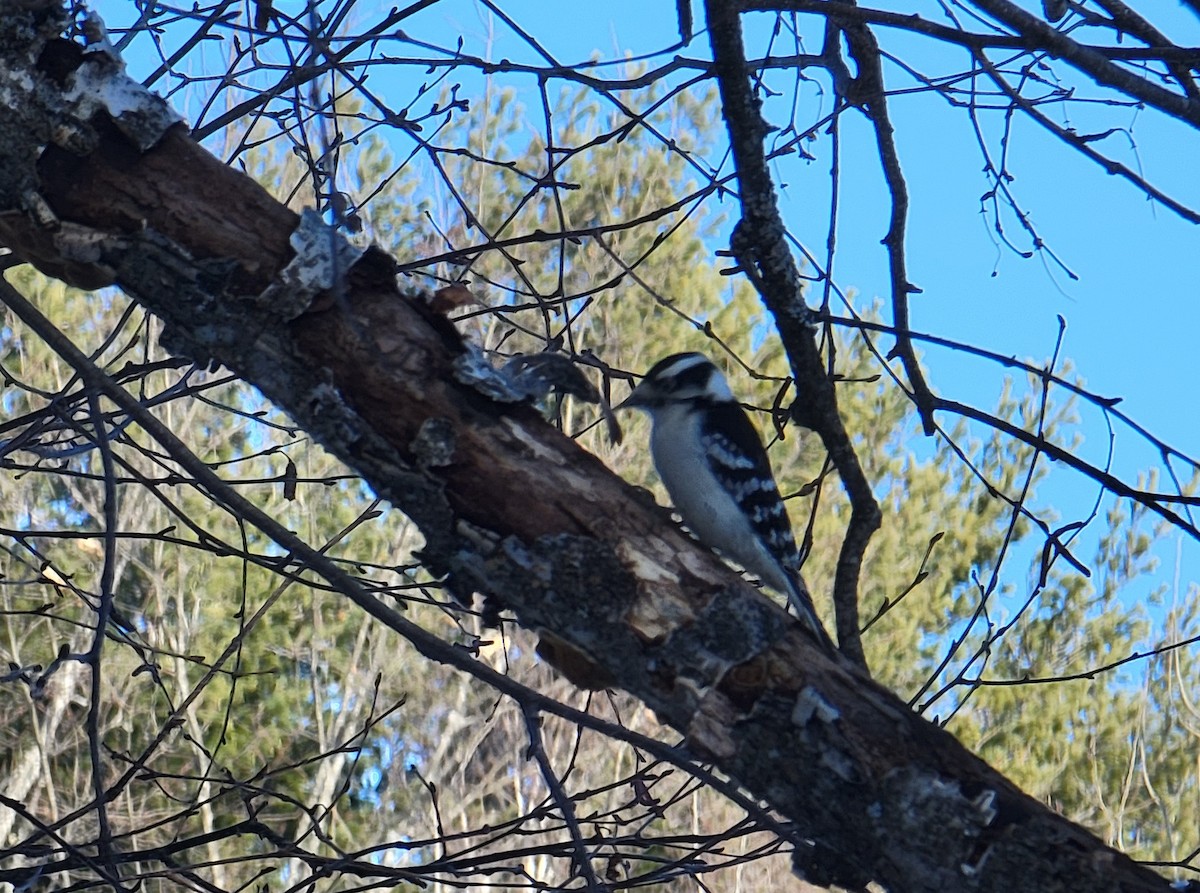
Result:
[618, 378, 652, 412]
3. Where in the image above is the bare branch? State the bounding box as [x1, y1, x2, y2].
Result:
[705, 0, 880, 671]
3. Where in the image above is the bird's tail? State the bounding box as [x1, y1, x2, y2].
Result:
[784, 572, 837, 653]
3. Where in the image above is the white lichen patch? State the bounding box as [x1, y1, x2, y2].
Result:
[264, 209, 365, 319]
[453, 345, 520, 400]
[64, 13, 182, 151]
[792, 685, 841, 725]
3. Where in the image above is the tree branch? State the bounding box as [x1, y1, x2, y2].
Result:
[832, 11, 939, 438]
[745, 0, 1200, 129]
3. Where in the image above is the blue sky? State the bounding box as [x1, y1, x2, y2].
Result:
[395, 0, 1200, 602]
[102, 1, 1200, 624]
[355, 0, 1200, 459]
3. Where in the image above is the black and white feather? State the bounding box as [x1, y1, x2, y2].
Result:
[622, 352, 833, 649]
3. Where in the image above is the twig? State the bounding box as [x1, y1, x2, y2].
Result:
[83, 391, 123, 889]
[834, 10, 938, 435]
[522, 705, 605, 891]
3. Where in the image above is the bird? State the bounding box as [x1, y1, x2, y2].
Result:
[621, 352, 834, 650]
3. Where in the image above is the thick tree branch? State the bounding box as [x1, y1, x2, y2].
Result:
[1090, 0, 1200, 99]
[969, 0, 1200, 126]
[746, 1, 1200, 130]
[0, 5, 1176, 891]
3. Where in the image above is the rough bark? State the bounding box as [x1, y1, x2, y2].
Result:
[0, 5, 1174, 891]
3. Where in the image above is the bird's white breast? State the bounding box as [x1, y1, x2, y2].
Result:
[649, 405, 757, 559]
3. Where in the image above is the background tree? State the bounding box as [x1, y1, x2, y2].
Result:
[0, 1, 1197, 891]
